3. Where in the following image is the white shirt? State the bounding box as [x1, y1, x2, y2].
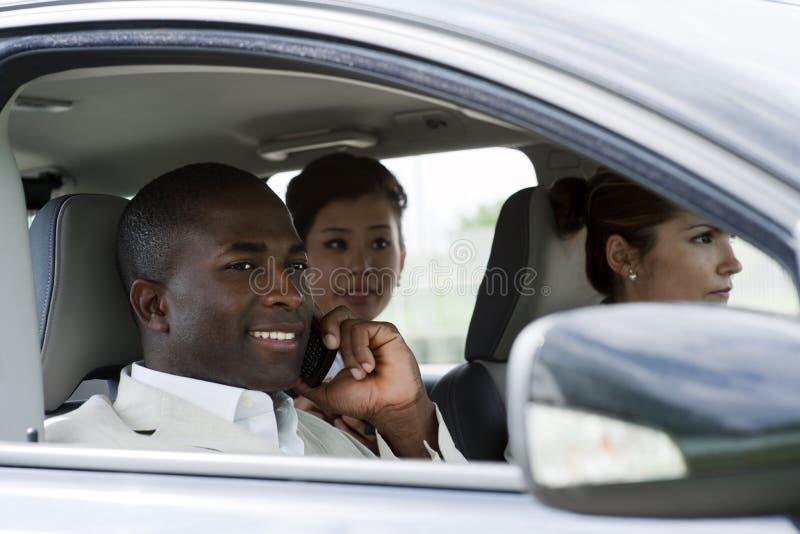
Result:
[131, 362, 305, 455]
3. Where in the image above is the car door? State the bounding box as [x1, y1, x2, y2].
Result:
[0, 1, 798, 531]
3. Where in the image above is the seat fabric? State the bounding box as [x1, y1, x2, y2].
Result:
[30, 194, 141, 412]
[431, 185, 601, 461]
[431, 362, 508, 461]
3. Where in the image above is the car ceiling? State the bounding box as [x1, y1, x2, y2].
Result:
[9, 65, 534, 196]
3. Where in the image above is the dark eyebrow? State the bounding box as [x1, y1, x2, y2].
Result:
[687, 224, 720, 232]
[225, 241, 267, 254]
[321, 225, 391, 232]
[222, 241, 307, 255]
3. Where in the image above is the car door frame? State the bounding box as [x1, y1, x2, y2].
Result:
[0, 1, 797, 514]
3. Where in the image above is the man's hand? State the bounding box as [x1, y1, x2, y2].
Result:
[293, 306, 438, 458]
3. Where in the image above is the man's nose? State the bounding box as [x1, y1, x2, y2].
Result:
[260, 267, 304, 309]
[719, 242, 743, 276]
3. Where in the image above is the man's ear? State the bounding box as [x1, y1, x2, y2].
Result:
[129, 279, 170, 333]
[605, 234, 636, 277]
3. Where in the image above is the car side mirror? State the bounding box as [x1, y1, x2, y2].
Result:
[507, 303, 800, 517]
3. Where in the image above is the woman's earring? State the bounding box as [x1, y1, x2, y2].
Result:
[627, 268, 638, 282]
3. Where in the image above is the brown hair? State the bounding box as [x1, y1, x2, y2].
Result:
[549, 169, 682, 299]
[285, 153, 407, 248]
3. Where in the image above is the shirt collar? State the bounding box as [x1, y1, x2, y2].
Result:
[129, 362, 303, 455]
[131, 361, 247, 422]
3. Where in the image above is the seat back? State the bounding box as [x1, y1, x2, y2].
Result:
[431, 185, 601, 460]
[30, 194, 141, 412]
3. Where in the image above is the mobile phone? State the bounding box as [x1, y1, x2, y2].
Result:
[300, 320, 338, 388]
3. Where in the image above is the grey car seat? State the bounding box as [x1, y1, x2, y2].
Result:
[30, 194, 140, 413]
[430, 185, 601, 461]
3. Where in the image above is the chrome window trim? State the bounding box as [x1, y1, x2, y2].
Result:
[0, 443, 527, 492]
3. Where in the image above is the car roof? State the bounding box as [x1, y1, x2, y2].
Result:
[2, 0, 798, 187]
[335, 0, 800, 186]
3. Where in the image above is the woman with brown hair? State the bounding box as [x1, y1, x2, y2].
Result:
[549, 169, 742, 304]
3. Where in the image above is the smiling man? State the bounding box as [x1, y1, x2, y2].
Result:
[45, 163, 464, 460]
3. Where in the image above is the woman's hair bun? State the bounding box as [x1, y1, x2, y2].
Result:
[549, 176, 589, 237]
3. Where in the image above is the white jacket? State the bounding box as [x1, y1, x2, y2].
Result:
[45, 367, 465, 461]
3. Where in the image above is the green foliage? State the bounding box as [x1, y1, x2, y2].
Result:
[459, 200, 504, 229]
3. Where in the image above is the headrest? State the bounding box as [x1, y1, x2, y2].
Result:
[465, 186, 601, 362]
[30, 194, 142, 411]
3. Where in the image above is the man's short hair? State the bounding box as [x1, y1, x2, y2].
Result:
[116, 162, 261, 291]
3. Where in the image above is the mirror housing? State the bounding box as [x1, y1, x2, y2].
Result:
[507, 303, 800, 517]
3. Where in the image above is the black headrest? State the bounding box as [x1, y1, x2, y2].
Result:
[465, 186, 600, 362]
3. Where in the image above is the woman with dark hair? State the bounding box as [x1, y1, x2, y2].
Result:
[285, 153, 407, 450]
[286, 152, 406, 320]
[549, 169, 742, 303]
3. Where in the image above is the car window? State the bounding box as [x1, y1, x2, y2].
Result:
[728, 239, 799, 315]
[270, 150, 800, 368]
[268, 147, 536, 365]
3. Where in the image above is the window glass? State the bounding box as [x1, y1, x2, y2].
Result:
[269, 150, 799, 367]
[268, 147, 536, 365]
[728, 239, 799, 315]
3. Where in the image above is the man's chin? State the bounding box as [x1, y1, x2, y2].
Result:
[246, 367, 302, 393]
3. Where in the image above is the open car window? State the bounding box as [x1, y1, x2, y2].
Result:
[269, 147, 537, 366]
[729, 239, 799, 315]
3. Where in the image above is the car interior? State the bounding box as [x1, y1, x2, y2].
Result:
[14, 61, 621, 460]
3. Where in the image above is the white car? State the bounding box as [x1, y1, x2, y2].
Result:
[0, 0, 798, 531]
